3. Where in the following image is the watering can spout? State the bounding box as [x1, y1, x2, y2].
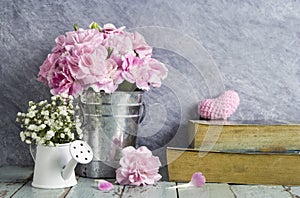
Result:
[62, 140, 93, 180]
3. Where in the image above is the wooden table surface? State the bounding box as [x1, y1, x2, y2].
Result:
[1, 166, 300, 198]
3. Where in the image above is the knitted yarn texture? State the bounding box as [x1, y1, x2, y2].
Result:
[198, 90, 240, 120]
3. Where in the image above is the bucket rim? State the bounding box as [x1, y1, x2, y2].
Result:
[81, 90, 144, 95]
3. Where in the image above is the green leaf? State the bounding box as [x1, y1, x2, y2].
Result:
[107, 47, 114, 59]
[73, 23, 79, 31]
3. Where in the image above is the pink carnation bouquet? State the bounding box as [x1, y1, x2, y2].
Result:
[38, 22, 168, 97]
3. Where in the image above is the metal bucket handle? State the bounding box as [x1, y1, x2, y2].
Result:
[77, 102, 89, 128]
[138, 102, 146, 124]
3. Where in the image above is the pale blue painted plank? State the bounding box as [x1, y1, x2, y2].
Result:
[0, 183, 24, 198]
[0, 166, 33, 183]
[66, 178, 123, 198]
[122, 182, 177, 198]
[12, 181, 70, 198]
[230, 185, 291, 198]
[283, 186, 300, 197]
[178, 183, 235, 198]
[290, 186, 300, 196]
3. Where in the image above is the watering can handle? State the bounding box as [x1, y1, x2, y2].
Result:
[29, 144, 36, 163]
[138, 102, 146, 124]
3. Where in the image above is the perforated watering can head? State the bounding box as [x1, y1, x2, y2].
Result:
[62, 140, 93, 180]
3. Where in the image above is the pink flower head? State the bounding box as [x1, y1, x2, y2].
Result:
[37, 53, 60, 84]
[116, 146, 162, 186]
[102, 23, 126, 35]
[49, 66, 83, 96]
[121, 54, 168, 91]
[132, 32, 153, 58]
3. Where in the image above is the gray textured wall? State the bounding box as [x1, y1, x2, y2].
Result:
[1, 0, 300, 166]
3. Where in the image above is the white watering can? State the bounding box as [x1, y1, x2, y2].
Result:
[30, 140, 93, 189]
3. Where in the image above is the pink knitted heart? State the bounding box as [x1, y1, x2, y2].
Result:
[198, 90, 240, 120]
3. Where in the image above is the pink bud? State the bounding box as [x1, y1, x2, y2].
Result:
[191, 172, 206, 187]
[97, 180, 114, 192]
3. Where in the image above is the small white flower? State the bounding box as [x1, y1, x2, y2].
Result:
[30, 105, 36, 110]
[24, 118, 30, 125]
[43, 116, 49, 121]
[66, 116, 71, 122]
[17, 112, 22, 117]
[40, 124, 46, 129]
[46, 130, 55, 140]
[24, 131, 31, 136]
[25, 139, 31, 144]
[41, 110, 49, 116]
[35, 137, 41, 143]
[20, 132, 25, 141]
[51, 112, 58, 119]
[39, 138, 45, 144]
[51, 95, 58, 101]
[27, 111, 36, 118]
[61, 93, 68, 98]
[60, 110, 68, 116]
[31, 132, 37, 139]
[70, 133, 75, 140]
[64, 128, 70, 133]
[48, 141, 54, 147]
[60, 133, 65, 138]
[28, 124, 36, 131]
[39, 100, 47, 106]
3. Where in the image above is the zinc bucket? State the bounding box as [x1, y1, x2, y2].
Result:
[75, 90, 145, 178]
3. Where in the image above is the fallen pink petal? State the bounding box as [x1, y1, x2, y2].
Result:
[97, 179, 114, 192]
[191, 172, 206, 187]
[168, 172, 206, 189]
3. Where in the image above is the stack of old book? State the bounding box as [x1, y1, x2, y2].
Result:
[167, 120, 300, 185]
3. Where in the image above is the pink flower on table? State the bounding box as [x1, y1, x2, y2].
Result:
[116, 146, 162, 186]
